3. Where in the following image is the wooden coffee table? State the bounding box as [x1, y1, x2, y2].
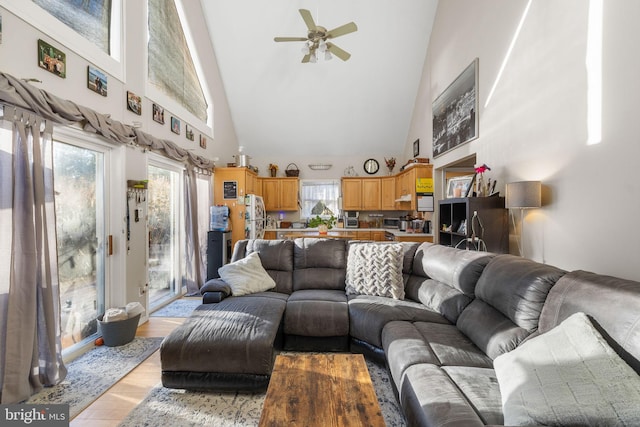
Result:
[259, 353, 385, 427]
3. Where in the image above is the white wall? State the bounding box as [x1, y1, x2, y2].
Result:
[407, 0, 640, 281]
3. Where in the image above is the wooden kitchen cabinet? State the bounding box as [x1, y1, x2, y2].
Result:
[261, 177, 299, 211]
[395, 164, 433, 211]
[342, 178, 381, 211]
[380, 177, 396, 210]
[341, 178, 362, 211]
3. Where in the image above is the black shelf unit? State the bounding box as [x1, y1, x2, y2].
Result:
[438, 197, 508, 253]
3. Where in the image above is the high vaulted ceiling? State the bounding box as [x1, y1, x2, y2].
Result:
[201, 1, 439, 158]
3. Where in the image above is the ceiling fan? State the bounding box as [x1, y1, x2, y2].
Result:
[274, 9, 358, 63]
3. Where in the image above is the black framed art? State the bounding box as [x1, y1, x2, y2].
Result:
[432, 58, 479, 158]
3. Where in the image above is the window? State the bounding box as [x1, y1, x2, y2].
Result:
[147, 0, 208, 122]
[53, 140, 108, 352]
[300, 180, 340, 219]
[32, 0, 112, 54]
[148, 159, 183, 307]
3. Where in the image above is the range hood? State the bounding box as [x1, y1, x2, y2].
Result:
[395, 194, 412, 202]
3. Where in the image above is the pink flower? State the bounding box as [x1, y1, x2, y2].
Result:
[475, 164, 491, 174]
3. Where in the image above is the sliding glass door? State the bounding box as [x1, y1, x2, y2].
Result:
[53, 140, 108, 351]
[148, 160, 183, 308]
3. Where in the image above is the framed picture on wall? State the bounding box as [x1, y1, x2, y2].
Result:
[87, 65, 107, 96]
[37, 39, 66, 78]
[152, 103, 164, 124]
[432, 58, 479, 158]
[171, 117, 180, 134]
[199, 135, 207, 149]
[413, 139, 420, 157]
[126, 91, 142, 115]
[185, 125, 194, 141]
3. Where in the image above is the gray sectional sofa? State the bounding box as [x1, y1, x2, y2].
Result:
[160, 238, 640, 426]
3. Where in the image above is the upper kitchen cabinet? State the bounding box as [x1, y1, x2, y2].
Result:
[341, 178, 381, 211]
[380, 177, 396, 210]
[395, 164, 433, 211]
[261, 177, 299, 211]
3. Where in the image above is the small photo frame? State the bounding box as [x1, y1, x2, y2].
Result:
[446, 175, 474, 198]
[171, 117, 180, 134]
[199, 134, 207, 149]
[38, 39, 66, 78]
[152, 103, 164, 124]
[413, 139, 420, 157]
[127, 91, 142, 115]
[87, 65, 107, 96]
[185, 125, 194, 141]
[457, 219, 467, 234]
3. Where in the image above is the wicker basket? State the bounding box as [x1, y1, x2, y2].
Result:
[285, 163, 300, 177]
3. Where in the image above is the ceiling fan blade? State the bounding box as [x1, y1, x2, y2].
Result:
[274, 37, 308, 42]
[327, 22, 357, 39]
[302, 54, 311, 63]
[299, 9, 316, 31]
[327, 43, 351, 61]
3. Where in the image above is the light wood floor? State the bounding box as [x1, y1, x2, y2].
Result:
[69, 315, 185, 427]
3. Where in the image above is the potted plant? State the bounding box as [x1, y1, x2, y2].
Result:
[308, 215, 336, 234]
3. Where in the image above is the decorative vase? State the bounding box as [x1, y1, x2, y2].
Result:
[476, 174, 485, 197]
[270, 169, 277, 177]
[318, 224, 328, 234]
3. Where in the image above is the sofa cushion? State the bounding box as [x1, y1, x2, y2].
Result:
[405, 244, 493, 323]
[345, 242, 405, 299]
[348, 295, 449, 348]
[538, 270, 640, 374]
[218, 252, 276, 296]
[233, 239, 294, 294]
[292, 238, 347, 291]
[284, 289, 349, 337]
[457, 254, 565, 359]
[383, 320, 493, 389]
[442, 366, 503, 426]
[494, 312, 640, 426]
[400, 363, 486, 427]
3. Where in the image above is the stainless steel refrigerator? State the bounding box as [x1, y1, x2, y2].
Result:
[244, 194, 265, 239]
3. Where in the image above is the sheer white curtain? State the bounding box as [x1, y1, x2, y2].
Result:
[183, 166, 210, 295]
[0, 106, 66, 403]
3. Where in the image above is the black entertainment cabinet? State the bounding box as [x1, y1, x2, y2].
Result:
[438, 197, 508, 253]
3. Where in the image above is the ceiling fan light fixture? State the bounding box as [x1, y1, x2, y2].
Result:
[318, 39, 327, 53]
[324, 50, 332, 61]
[309, 51, 317, 63]
[301, 44, 310, 55]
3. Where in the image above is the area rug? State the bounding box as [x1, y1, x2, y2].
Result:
[28, 336, 163, 419]
[118, 356, 406, 427]
[151, 298, 202, 317]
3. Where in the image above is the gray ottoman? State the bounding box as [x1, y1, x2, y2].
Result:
[160, 292, 287, 391]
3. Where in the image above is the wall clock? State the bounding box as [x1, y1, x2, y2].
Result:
[363, 158, 379, 175]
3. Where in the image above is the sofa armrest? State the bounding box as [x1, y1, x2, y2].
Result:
[202, 291, 228, 304]
[201, 279, 232, 304]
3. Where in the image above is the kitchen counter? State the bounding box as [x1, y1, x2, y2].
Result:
[265, 227, 434, 239]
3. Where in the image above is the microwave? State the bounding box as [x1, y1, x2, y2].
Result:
[344, 216, 359, 228]
[383, 218, 400, 229]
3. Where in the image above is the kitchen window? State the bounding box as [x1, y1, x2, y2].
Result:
[300, 180, 340, 219]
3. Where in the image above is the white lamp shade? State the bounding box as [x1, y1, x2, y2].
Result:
[506, 181, 541, 208]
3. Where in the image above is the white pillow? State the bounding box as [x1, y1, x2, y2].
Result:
[217, 252, 276, 296]
[346, 243, 405, 300]
[494, 312, 640, 426]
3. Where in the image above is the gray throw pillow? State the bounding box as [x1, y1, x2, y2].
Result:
[346, 243, 404, 300]
[494, 312, 640, 426]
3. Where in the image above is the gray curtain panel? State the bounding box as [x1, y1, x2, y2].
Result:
[0, 106, 67, 404]
[183, 166, 204, 294]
